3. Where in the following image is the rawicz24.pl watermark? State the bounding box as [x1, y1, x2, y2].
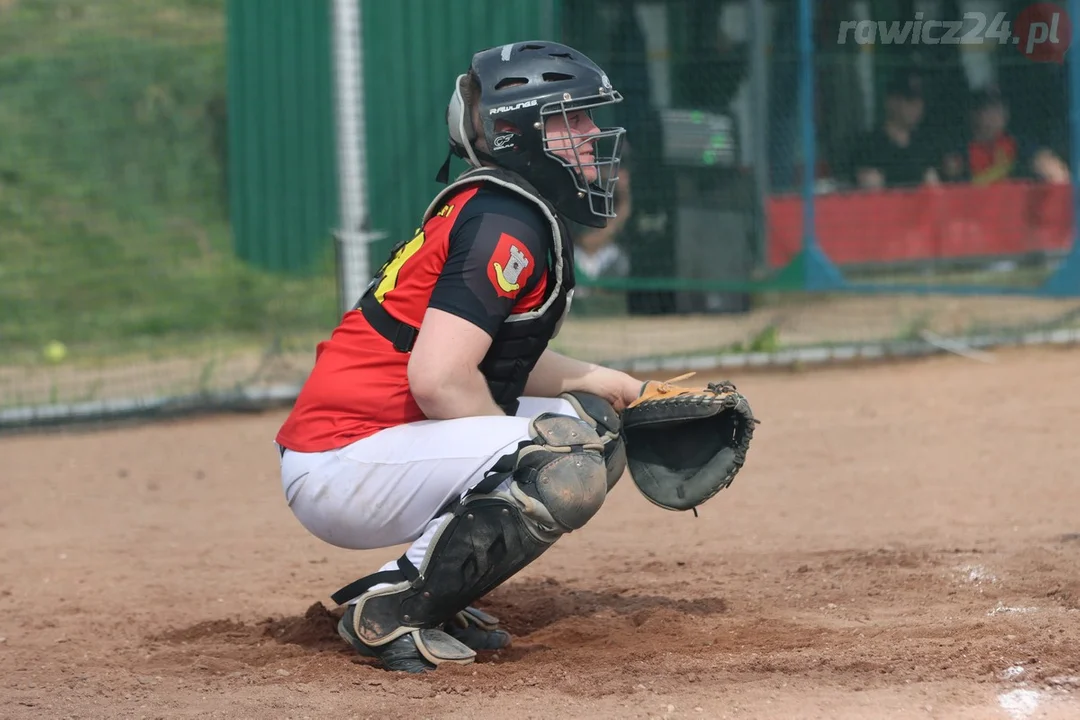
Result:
[837, 3, 1073, 62]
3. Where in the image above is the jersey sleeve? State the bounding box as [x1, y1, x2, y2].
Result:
[428, 190, 551, 338]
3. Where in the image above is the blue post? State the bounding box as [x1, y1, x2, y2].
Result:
[1043, 0, 1080, 296]
[797, 0, 843, 291]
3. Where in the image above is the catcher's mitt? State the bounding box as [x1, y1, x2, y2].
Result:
[621, 373, 758, 512]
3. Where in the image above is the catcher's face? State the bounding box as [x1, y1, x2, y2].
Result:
[544, 110, 602, 184]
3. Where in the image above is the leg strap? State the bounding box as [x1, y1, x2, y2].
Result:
[340, 493, 553, 647]
[330, 413, 608, 649]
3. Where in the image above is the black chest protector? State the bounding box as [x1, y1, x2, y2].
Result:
[359, 167, 577, 416]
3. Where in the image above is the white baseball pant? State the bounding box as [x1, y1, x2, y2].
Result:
[277, 396, 581, 598]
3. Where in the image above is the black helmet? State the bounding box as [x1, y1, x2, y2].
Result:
[442, 40, 626, 228]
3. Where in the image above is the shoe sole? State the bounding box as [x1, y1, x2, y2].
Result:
[338, 612, 510, 656]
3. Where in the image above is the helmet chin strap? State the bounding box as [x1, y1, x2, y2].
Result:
[435, 145, 500, 184]
[435, 150, 454, 184]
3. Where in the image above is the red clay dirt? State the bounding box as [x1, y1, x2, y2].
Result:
[2, 346, 1080, 719]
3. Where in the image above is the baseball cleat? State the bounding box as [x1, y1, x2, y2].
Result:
[338, 605, 499, 673]
[442, 605, 512, 651]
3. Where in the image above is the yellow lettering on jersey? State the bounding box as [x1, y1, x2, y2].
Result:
[436, 203, 455, 218]
[374, 231, 425, 302]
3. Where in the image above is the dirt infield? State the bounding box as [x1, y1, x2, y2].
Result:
[3, 346, 1080, 719]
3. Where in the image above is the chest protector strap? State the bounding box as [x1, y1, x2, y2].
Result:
[358, 293, 419, 352]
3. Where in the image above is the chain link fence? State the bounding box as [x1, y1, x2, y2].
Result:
[0, 0, 339, 425]
[810, 0, 1075, 291]
[550, 0, 1080, 366]
[3, 0, 1079, 428]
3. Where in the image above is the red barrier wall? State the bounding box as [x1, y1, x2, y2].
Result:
[767, 181, 1075, 268]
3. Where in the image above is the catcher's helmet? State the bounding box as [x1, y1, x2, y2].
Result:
[442, 40, 626, 228]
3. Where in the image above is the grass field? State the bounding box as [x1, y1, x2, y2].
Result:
[0, 0, 341, 360]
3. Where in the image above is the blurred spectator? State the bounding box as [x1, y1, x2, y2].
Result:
[999, 0, 1069, 164]
[672, 0, 748, 115]
[570, 146, 633, 315]
[940, 85, 1069, 186]
[601, 4, 677, 317]
[844, 71, 940, 190]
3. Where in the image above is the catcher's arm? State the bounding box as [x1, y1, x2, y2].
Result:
[524, 349, 642, 411]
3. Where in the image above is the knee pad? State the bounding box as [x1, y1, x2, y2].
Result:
[512, 412, 609, 533]
[329, 412, 608, 647]
[560, 391, 627, 490]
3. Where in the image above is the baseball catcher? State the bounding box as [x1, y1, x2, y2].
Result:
[274, 38, 756, 676]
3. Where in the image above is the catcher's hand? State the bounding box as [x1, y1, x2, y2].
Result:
[620, 373, 758, 512]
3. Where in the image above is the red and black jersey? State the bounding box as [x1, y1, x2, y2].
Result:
[967, 133, 1019, 184]
[276, 181, 554, 453]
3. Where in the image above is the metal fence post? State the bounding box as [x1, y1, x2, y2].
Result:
[797, 0, 843, 291]
[1043, 0, 1080, 295]
[750, 0, 770, 271]
[332, 0, 384, 315]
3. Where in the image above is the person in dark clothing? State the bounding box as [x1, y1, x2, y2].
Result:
[846, 71, 940, 189]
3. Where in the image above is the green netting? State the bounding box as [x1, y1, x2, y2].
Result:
[3, 0, 1079, 428]
[545, 0, 1080, 365]
[0, 0, 339, 421]
[811, 0, 1075, 292]
[561, 0, 766, 318]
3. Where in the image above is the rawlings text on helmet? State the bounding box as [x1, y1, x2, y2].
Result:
[489, 100, 538, 115]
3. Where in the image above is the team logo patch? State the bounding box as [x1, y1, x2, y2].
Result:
[488, 232, 535, 299]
